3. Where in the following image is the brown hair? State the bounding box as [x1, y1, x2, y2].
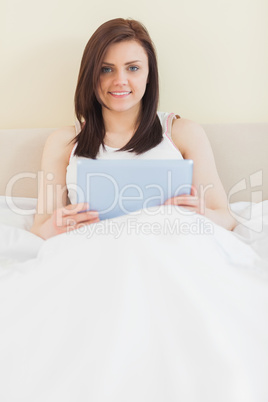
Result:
[74, 18, 162, 158]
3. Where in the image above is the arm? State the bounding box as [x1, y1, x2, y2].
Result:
[30, 127, 99, 239]
[165, 118, 236, 231]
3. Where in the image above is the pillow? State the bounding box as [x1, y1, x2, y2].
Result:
[0, 196, 37, 231]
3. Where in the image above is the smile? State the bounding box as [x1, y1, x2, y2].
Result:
[109, 91, 131, 97]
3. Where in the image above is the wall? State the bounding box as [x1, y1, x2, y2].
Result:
[1, 0, 267, 128]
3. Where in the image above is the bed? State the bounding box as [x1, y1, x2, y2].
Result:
[0, 122, 268, 402]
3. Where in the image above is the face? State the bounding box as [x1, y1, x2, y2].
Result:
[97, 40, 149, 115]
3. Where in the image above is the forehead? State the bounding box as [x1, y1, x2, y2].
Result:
[102, 40, 148, 63]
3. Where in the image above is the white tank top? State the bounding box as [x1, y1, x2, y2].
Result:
[66, 111, 183, 204]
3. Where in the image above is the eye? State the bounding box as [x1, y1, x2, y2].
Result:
[129, 66, 139, 72]
[101, 66, 112, 74]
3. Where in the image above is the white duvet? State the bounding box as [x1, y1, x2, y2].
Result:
[0, 196, 268, 402]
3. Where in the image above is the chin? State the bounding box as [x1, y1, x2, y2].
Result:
[108, 104, 137, 113]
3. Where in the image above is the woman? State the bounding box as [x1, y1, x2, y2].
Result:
[30, 18, 236, 240]
[5, 20, 266, 401]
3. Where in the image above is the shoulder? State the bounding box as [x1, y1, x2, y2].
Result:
[46, 125, 76, 145]
[171, 118, 209, 158]
[43, 126, 77, 163]
[172, 117, 206, 140]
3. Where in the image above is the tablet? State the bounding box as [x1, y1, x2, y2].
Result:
[76, 159, 193, 220]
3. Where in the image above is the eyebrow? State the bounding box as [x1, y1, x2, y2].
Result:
[102, 60, 142, 66]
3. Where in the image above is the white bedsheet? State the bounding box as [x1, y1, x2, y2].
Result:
[0, 197, 267, 402]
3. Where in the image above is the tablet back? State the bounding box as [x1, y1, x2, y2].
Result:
[76, 159, 193, 220]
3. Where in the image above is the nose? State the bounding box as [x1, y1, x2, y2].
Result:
[113, 69, 128, 86]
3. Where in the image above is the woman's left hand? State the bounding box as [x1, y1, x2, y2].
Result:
[163, 191, 205, 216]
[164, 193, 237, 230]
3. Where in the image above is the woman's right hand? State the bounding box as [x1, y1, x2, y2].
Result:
[31, 203, 100, 240]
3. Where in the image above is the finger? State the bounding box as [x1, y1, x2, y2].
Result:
[53, 207, 99, 228]
[64, 216, 100, 228]
[60, 203, 90, 216]
[165, 197, 205, 215]
[190, 185, 198, 196]
[62, 211, 99, 226]
[68, 218, 100, 233]
[54, 216, 100, 234]
[164, 195, 198, 206]
[163, 201, 200, 216]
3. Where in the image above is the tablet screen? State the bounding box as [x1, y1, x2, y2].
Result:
[76, 159, 193, 220]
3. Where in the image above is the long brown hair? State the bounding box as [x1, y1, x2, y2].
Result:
[74, 18, 162, 158]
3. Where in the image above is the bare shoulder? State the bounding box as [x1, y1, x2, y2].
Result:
[171, 117, 209, 157]
[46, 125, 76, 147]
[172, 117, 206, 141]
[43, 126, 77, 163]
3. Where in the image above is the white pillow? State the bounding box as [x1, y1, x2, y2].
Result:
[0, 196, 37, 231]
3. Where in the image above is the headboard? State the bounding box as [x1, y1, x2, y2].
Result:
[0, 123, 267, 202]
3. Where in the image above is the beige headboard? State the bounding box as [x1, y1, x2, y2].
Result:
[0, 123, 267, 202]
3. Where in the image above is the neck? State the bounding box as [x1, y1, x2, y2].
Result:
[102, 106, 141, 146]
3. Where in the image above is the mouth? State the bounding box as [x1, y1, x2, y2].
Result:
[109, 91, 132, 98]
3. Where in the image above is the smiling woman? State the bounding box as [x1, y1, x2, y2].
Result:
[74, 18, 162, 158]
[30, 17, 236, 240]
